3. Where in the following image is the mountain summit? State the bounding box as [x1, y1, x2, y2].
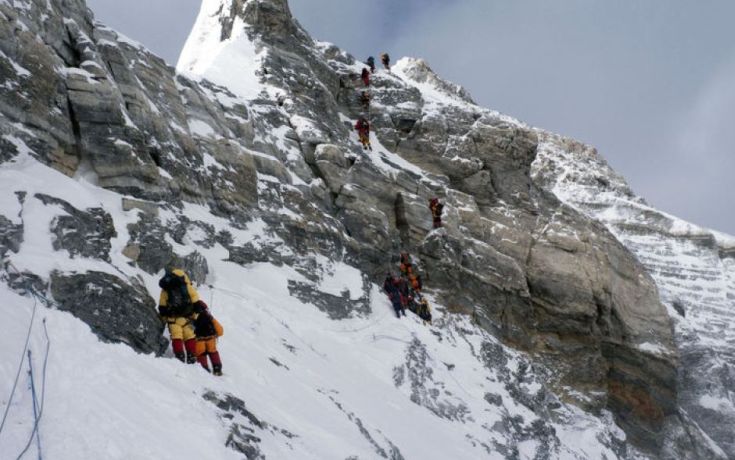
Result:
[0, 0, 732, 458]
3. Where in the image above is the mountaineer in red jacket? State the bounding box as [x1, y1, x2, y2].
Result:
[355, 117, 372, 151]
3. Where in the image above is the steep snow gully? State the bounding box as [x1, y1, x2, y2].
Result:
[0, 0, 732, 459]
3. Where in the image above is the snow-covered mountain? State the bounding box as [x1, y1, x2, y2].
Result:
[532, 135, 735, 457]
[0, 0, 731, 459]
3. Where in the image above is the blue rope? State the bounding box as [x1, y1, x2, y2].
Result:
[16, 319, 49, 460]
[0, 290, 38, 437]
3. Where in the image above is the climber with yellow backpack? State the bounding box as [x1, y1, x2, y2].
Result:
[158, 269, 201, 364]
[415, 295, 432, 324]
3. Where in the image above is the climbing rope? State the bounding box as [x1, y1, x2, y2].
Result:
[0, 281, 39, 438]
[1, 262, 51, 459]
[209, 285, 329, 359]
[329, 311, 391, 334]
[371, 334, 412, 345]
[16, 319, 50, 460]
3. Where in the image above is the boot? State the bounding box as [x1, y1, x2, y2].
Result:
[197, 354, 210, 372]
[184, 338, 198, 364]
[172, 339, 185, 362]
[211, 352, 223, 376]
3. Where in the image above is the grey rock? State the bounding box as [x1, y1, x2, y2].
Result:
[0, 135, 19, 163]
[49, 270, 166, 355]
[35, 193, 116, 261]
[484, 393, 503, 407]
[394, 337, 471, 422]
[287, 275, 371, 320]
[0, 214, 23, 257]
[532, 131, 735, 457]
[5, 268, 48, 298]
[320, 390, 406, 460]
[203, 391, 297, 460]
[169, 251, 209, 286]
[122, 198, 159, 216]
[126, 213, 174, 274]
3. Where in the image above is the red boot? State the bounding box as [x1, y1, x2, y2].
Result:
[210, 352, 223, 376]
[184, 339, 198, 364]
[172, 339, 185, 362]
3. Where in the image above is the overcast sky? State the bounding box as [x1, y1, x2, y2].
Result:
[86, 0, 735, 235]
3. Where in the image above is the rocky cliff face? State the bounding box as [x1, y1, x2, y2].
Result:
[0, 0, 730, 458]
[533, 134, 735, 458]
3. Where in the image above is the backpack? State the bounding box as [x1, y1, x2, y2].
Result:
[213, 317, 224, 337]
[193, 310, 223, 338]
[159, 271, 193, 317]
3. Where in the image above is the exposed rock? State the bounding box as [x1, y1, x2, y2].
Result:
[49, 270, 166, 355]
[0, 214, 23, 257]
[5, 267, 48, 298]
[532, 132, 735, 457]
[319, 389, 406, 460]
[203, 391, 297, 460]
[122, 198, 159, 217]
[169, 250, 209, 286]
[125, 213, 174, 274]
[35, 193, 116, 261]
[0, 136, 19, 163]
[394, 338, 471, 422]
[287, 275, 371, 320]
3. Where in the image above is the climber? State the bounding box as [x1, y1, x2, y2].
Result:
[415, 295, 432, 324]
[408, 272, 422, 292]
[380, 53, 390, 71]
[366, 56, 376, 73]
[158, 269, 202, 364]
[354, 117, 372, 151]
[396, 275, 412, 308]
[429, 197, 444, 229]
[383, 273, 406, 318]
[192, 301, 224, 376]
[361, 67, 370, 87]
[399, 251, 413, 276]
[359, 91, 371, 111]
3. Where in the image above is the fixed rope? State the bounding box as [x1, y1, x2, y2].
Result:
[0, 283, 38, 438]
[210, 285, 329, 359]
[2, 262, 50, 459]
[16, 319, 50, 460]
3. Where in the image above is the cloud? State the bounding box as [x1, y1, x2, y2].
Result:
[649, 57, 735, 231]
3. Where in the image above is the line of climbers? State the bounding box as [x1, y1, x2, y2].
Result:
[354, 53, 390, 151]
[383, 251, 432, 324]
[158, 269, 224, 376]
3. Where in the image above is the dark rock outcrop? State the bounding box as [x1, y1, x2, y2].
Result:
[50, 270, 166, 355]
[203, 391, 297, 460]
[0, 214, 23, 257]
[35, 193, 116, 261]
